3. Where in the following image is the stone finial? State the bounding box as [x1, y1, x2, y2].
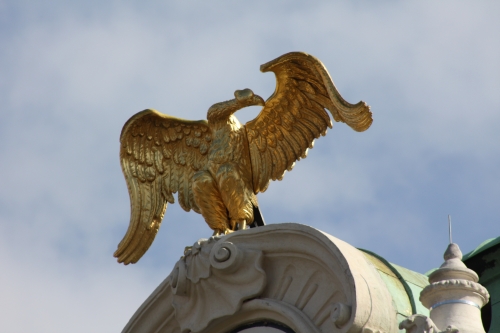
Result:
[443, 243, 462, 261]
[418, 243, 490, 333]
[428, 243, 478, 283]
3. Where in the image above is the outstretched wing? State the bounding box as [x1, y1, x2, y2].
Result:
[245, 52, 372, 193]
[114, 109, 211, 264]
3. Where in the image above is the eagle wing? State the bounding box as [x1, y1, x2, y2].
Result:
[245, 52, 372, 193]
[114, 109, 211, 264]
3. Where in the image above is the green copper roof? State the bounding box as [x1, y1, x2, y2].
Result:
[359, 248, 430, 331]
[463, 236, 500, 333]
[463, 236, 500, 261]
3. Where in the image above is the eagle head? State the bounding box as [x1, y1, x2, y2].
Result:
[234, 89, 265, 107]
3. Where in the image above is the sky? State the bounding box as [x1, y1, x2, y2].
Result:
[0, 1, 499, 332]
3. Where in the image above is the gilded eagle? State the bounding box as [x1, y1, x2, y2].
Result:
[114, 52, 372, 264]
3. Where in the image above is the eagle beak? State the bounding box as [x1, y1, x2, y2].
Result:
[253, 95, 265, 107]
[234, 89, 265, 107]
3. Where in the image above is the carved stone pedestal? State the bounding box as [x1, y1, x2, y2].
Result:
[121, 224, 406, 333]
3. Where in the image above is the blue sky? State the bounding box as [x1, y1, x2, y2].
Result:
[1, 1, 499, 332]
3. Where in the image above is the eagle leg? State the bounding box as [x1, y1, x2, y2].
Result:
[192, 170, 231, 233]
[215, 163, 254, 231]
[233, 220, 247, 231]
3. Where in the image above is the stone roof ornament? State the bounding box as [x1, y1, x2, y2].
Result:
[171, 237, 266, 333]
[400, 242, 490, 333]
[121, 224, 406, 333]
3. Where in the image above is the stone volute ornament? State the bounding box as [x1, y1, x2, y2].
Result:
[170, 237, 266, 333]
[113, 52, 372, 264]
[399, 243, 490, 333]
[121, 224, 401, 333]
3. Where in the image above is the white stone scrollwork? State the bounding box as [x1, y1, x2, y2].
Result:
[399, 315, 458, 333]
[172, 238, 266, 333]
[121, 224, 402, 333]
[209, 241, 242, 272]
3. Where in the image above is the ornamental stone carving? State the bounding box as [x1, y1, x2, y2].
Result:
[121, 224, 401, 333]
[171, 237, 266, 333]
[399, 315, 458, 333]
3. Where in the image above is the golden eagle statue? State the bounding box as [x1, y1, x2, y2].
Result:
[114, 52, 372, 264]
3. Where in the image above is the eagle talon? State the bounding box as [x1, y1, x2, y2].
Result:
[233, 220, 247, 231]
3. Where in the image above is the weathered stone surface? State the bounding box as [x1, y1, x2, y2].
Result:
[121, 223, 400, 333]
